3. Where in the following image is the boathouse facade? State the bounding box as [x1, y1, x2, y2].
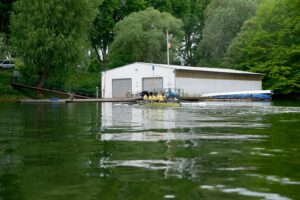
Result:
[101, 62, 263, 98]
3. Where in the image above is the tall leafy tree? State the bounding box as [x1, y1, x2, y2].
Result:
[178, 0, 210, 66]
[225, 0, 300, 95]
[11, 0, 101, 87]
[0, 0, 16, 59]
[148, 0, 210, 66]
[198, 0, 257, 66]
[0, 0, 15, 34]
[109, 7, 183, 68]
[0, 33, 6, 59]
[147, 0, 172, 12]
[90, 0, 147, 69]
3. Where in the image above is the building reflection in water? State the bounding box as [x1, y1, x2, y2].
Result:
[99, 102, 190, 179]
[96, 103, 266, 179]
[101, 102, 176, 130]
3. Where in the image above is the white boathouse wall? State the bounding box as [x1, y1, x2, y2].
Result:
[175, 70, 262, 97]
[176, 77, 261, 97]
[102, 63, 175, 98]
[101, 62, 262, 98]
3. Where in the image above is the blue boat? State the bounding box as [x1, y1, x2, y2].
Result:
[201, 90, 272, 100]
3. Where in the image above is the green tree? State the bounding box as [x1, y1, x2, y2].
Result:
[0, 0, 16, 60]
[147, 0, 172, 13]
[148, 0, 210, 66]
[0, 0, 15, 34]
[225, 0, 300, 95]
[178, 0, 210, 66]
[198, 0, 257, 66]
[11, 0, 101, 87]
[0, 33, 6, 60]
[90, 0, 148, 70]
[109, 7, 183, 68]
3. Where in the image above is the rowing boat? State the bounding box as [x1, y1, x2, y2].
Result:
[142, 102, 181, 107]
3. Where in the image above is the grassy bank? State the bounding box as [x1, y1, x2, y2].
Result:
[0, 69, 100, 100]
[0, 69, 27, 101]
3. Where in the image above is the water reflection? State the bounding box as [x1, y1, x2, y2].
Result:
[246, 174, 300, 185]
[100, 102, 273, 132]
[1, 102, 300, 200]
[101, 103, 176, 130]
[200, 185, 292, 200]
[98, 158, 199, 179]
[100, 132, 267, 142]
[96, 102, 300, 199]
[97, 102, 270, 182]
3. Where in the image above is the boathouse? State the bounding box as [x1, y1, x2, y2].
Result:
[101, 62, 263, 98]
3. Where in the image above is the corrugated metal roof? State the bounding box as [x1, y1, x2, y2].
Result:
[137, 62, 262, 75]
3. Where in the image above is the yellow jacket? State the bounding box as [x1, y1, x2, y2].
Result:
[143, 95, 148, 101]
[157, 94, 165, 102]
[148, 95, 153, 101]
[151, 95, 157, 101]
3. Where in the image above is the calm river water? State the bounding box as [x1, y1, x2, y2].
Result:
[0, 101, 300, 200]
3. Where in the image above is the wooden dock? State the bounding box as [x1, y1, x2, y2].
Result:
[11, 82, 90, 99]
[19, 98, 139, 103]
[65, 98, 138, 103]
[20, 99, 67, 103]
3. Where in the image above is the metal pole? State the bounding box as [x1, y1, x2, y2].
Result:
[166, 30, 171, 89]
[96, 86, 99, 99]
[167, 30, 170, 66]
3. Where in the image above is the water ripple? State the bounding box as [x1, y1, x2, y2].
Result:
[200, 185, 291, 200]
[99, 132, 267, 142]
[246, 174, 300, 185]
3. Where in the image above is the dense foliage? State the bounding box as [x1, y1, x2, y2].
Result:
[199, 0, 257, 66]
[0, 69, 25, 99]
[0, 0, 15, 59]
[0, 0, 15, 34]
[148, 0, 210, 66]
[11, 0, 101, 87]
[90, 0, 147, 69]
[109, 7, 183, 67]
[225, 0, 300, 94]
[90, 0, 209, 68]
[0, 0, 297, 96]
[0, 33, 6, 60]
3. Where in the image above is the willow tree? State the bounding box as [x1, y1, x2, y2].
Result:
[11, 0, 102, 87]
[109, 7, 183, 68]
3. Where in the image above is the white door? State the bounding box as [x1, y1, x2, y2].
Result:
[112, 78, 132, 98]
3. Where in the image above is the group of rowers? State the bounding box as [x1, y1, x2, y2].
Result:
[143, 91, 166, 102]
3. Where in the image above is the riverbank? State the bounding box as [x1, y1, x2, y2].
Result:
[0, 69, 100, 101]
[1, 69, 299, 102]
[0, 69, 27, 101]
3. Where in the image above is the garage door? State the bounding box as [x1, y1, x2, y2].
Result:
[112, 78, 132, 98]
[142, 77, 163, 92]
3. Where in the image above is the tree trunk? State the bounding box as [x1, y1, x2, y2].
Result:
[102, 47, 108, 70]
[37, 72, 47, 88]
[92, 43, 103, 64]
[92, 43, 109, 71]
